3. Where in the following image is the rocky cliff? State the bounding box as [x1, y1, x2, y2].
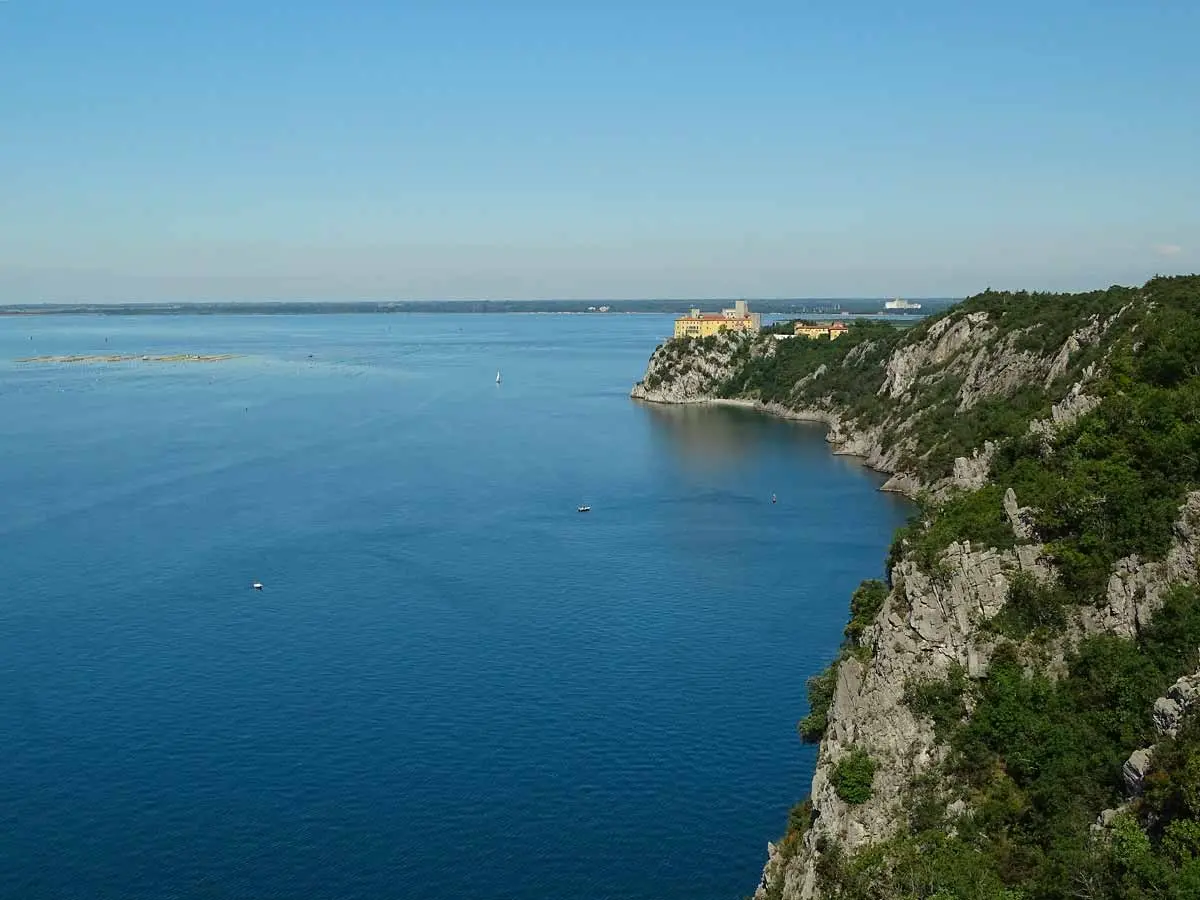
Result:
[632, 277, 1200, 899]
[632, 299, 1119, 500]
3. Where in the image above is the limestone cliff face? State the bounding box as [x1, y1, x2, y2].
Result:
[754, 540, 1054, 900]
[759, 491, 1200, 900]
[629, 292, 1198, 900]
[629, 333, 752, 404]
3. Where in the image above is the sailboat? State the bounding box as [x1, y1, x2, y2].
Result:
[496, 370, 502, 384]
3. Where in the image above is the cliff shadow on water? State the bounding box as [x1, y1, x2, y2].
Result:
[634, 398, 888, 484]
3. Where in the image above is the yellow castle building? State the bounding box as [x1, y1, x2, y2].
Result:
[794, 320, 849, 340]
[673, 300, 762, 339]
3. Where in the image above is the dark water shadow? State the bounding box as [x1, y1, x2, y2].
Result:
[634, 399, 887, 481]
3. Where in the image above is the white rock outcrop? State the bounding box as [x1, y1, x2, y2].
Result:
[878, 313, 994, 400]
[1153, 671, 1200, 739]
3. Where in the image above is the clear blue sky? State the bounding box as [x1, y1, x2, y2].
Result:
[2, 0, 1198, 302]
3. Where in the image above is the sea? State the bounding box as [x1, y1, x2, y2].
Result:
[0, 313, 911, 900]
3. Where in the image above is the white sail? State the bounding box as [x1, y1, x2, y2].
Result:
[496, 370, 502, 383]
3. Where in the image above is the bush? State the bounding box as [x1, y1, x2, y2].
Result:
[843, 579, 889, 647]
[798, 662, 838, 743]
[897, 485, 1018, 576]
[832, 749, 877, 805]
[777, 798, 814, 860]
[988, 571, 1068, 638]
[904, 664, 968, 741]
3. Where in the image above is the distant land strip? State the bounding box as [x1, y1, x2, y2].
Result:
[0, 299, 955, 317]
[17, 354, 238, 364]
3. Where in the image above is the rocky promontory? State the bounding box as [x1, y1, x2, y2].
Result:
[632, 277, 1200, 899]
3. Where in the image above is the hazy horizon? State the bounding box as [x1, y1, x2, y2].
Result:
[3, 1, 1198, 303]
[1, 294, 960, 308]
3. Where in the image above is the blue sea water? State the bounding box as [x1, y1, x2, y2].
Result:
[0, 314, 910, 900]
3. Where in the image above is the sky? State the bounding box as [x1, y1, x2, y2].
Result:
[1, 0, 1198, 302]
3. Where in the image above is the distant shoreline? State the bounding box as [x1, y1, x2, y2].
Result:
[0, 301, 949, 318]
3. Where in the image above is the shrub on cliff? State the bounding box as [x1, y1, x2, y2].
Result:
[798, 662, 838, 743]
[832, 748, 876, 805]
[843, 579, 888, 648]
[986, 571, 1069, 639]
[892, 485, 1018, 577]
[904, 663, 968, 742]
[777, 798, 814, 861]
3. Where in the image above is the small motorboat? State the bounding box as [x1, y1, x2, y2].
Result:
[252, 582, 264, 591]
[771, 493, 777, 504]
[577, 505, 591, 513]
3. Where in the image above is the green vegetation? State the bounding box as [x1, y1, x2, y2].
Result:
[986, 572, 1069, 639]
[904, 663, 969, 742]
[799, 662, 839, 743]
[891, 484, 1018, 576]
[904, 386, 1053, 481]
[972, 278, 1200, 599]
[647, 280, 1200, 895]
[831, 749, 877, 805]
[961, 284, 1138, 357]
[833, 585, 1200, 899]
[843, 579, 889, 648]
[778, 799, 814, 861]
[730, 277, 1200, 897]
[715, 280, 1200, 520]
[760, 799, 818, 900]
[719, 320, 904, 414]
[876, 277, 1200, 601]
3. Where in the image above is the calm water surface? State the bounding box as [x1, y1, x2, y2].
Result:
[0, 314, 910, 900]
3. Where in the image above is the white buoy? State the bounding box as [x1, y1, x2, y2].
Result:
[252, 582, 264, 591]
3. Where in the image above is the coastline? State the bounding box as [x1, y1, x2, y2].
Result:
[630, 391, 918, 497]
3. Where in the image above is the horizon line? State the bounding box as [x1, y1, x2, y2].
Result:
[0, 296, 959, 308]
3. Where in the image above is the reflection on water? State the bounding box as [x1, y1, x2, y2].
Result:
[636, 399, 841, 471]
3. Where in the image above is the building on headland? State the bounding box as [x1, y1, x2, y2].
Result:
[793, 320, 849, 340]
[884, 298, 922, 310]
[673, 300, 762, 339]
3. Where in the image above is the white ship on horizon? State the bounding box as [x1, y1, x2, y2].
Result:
[884, 298, 922, 310]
